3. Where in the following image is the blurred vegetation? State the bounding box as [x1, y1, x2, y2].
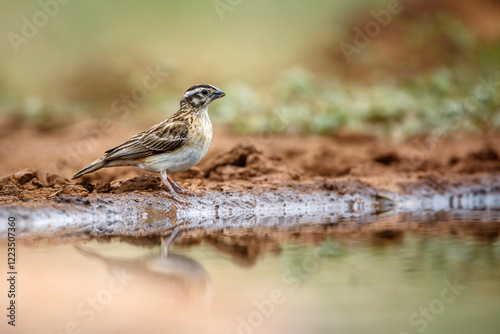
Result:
[0, 0, 499, 137]
[215, 67, 500, 139]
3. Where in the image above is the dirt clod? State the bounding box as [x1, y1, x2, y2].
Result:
[113, 175, 162, 194]
[373, 153, 400, 165]
[46, 174, 69, 187]
[1, 182, 21, 197]
[470, 145, 499, 161]
[78, 181, 95, 193]
[14, 168, 38, 185]
[204, 142, 302, 182]
[205, 142, 262, 172]
[96, 182, 111, 193]
[61, 184, 90, 197]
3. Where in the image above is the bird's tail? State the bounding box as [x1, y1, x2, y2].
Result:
[72, 158, 107, 179]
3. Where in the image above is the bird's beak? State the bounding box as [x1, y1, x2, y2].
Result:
[211, 89, 225, 101]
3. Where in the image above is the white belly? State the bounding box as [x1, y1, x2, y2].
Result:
[136, 145, 208, 173]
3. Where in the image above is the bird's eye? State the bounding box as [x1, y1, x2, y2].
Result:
[201, 89, 208, 95]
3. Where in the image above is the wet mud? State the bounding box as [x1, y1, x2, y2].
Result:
[2, 176, 499, 242]
[1, 124, 499, 241]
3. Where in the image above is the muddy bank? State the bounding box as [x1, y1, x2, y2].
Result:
[1, 126, 500, 205]
[1, 123, 499, 240]
[2, 174, 499, 241]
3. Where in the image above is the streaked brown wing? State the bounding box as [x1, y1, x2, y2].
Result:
[102, 121, 188, 161]
[140, 121, 188, 152]
[104, 131, 146, 154]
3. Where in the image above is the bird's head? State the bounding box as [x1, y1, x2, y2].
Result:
[180, 84, 225, 110]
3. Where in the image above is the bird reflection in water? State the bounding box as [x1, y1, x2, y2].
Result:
[74, 234, 212, 311]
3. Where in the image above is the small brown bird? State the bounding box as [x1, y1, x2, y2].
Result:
[73, 84, 225, 202]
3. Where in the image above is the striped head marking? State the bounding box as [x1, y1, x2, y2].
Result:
[181, 84, 225, 109]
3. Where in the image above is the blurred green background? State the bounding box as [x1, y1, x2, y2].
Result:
[1, 0, 499, 138]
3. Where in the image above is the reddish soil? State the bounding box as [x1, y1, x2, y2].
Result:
[0, 120, 499, 205]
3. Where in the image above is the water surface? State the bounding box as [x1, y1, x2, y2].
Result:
[2, 210, 500, 334]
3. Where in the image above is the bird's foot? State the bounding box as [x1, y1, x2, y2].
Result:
[163, 190, 193, 205]
[160, 171, 195, 204]
[167, 178, 196, 196]
[177, 188, 196, 196]
[175, 197, 193, 205]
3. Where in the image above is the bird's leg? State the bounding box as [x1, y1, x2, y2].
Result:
[161, 227, 183, 258]
[160, 170, 192, 204]
[167, 175, 196, 196]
